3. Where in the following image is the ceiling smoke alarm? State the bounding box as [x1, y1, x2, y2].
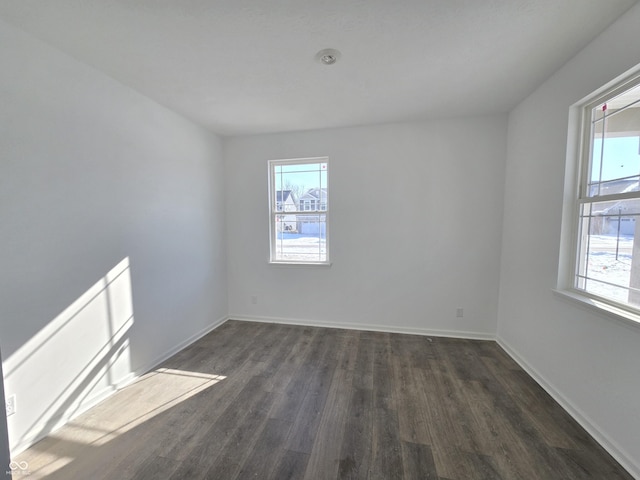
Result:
[315, 48, 341, 65]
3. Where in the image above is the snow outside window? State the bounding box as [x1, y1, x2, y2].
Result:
[268, 158, 329, 264]
[572, 74, 640, 313]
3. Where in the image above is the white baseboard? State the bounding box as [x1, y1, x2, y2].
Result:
[130, 315, 229, 379]
[497, 336, 639, 480]
[10, 315, 229, 457]
[229, 314, 496, 341]
[17, 314, 635, 478]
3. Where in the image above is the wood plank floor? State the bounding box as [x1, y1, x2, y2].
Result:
[15, 320, 633, 479]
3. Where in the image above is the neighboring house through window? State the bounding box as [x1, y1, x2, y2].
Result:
[276, 190, 297, 232]
[268, 158, 329, 264]
[276, 190, 296, 212]
[300, 188, 327, 212]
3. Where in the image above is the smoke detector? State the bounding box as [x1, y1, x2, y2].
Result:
[315, 48, 341, 65]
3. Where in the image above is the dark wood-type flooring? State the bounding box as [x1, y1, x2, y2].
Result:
[16, 320, 633, 479]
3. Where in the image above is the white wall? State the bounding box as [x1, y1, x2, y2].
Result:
[0, 19, 228, 455]
[225, 117, 507, 338]
[0, 353, 10, 477]
[497, 3, 640, 477]
[6, 2, 638, 474]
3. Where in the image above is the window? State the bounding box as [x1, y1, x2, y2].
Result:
[268, 158, 329, 264]
[568, 72, 640, 314]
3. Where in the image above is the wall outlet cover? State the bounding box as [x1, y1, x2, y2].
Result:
[6, 394, 16, 417]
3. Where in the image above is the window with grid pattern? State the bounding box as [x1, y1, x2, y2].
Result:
[573, 75, 640, 310]
[268, 158, 329, 264]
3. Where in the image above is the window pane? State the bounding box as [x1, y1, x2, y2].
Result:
[273, 162, 328, 213]
[576, 199, 640, 305]
[570, 74, 640, 312]
[270, 158, 329, 264]
[274, 171, 313, 194]
[278, 163, 322, 174]
[588, 135, 640, 196]
[274, 214, 327, 262]
[587, 88, 640, 197]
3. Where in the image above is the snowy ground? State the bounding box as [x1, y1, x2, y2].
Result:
[274, 233, 327, 262]
[583, 235, 634, 302]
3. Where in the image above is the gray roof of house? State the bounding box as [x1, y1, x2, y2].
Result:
[300, 188, 327, 200]
[276, 190, 293, 202]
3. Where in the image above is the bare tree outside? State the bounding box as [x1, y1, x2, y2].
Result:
[284, 181, 306, 208]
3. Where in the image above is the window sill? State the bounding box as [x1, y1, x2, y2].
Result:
[269, 261, 332, 268]
[552, 288, 640, 329]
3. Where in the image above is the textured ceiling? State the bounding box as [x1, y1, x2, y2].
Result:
[0, 0, 637, 136]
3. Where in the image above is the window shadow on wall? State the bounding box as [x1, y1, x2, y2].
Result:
[4, 258, 135, 455]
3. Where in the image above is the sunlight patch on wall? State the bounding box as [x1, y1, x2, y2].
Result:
[4, 257, 135, 453]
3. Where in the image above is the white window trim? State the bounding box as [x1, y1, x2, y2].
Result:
[557, 66, 640, 327]
[552, 288, 640, 330]
[268, 157, 330, 266]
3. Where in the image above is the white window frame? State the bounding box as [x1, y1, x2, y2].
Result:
[557, 68, 640, 325]
[268, 157, 330, 265]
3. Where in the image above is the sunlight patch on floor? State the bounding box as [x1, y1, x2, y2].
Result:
[14, 368, 226, 479]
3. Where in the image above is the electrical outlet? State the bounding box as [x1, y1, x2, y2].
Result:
[251, 295, 258, 305]
[5, 394, 16, 417]
[456, 308, 464, 318]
